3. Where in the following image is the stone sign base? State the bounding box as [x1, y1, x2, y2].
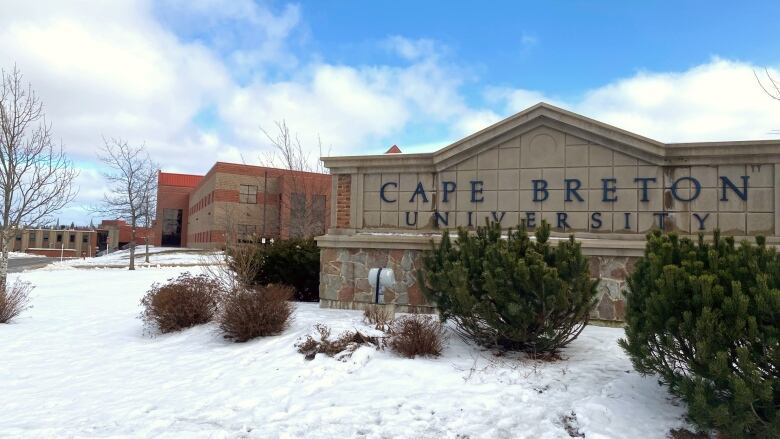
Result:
[317, 231, 654, 323]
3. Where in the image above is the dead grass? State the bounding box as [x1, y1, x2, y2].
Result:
[560, 411, 585, 437]
[296, 323, 385, 361]
[362, 304, 393, 330]
[0, 279, 33, 323]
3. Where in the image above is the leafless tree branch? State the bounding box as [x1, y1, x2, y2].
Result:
[755, 68, 780, 102]
[0, 65, 78, 292]
[93, 138, 156, 270]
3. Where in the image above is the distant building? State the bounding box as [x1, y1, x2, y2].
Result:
[99, 220, 154, 251]
[9, 227, 100, 258]
[154, 163, 331, 249]
[9, 220, 155, 258]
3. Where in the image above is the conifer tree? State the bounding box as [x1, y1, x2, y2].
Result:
[620, 230, 779, 438]
[419, 220, 598, 354]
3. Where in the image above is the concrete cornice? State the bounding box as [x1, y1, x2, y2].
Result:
[316, 230, 780, 257]
[320, 102, 780, 173]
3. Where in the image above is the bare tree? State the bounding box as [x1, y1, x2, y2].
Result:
[755, 68, 780, 101]
[0, 66, 78, 293]
[259, 120, 330, 239]
[140, 167, 157, 263]
[97, 138, 156, 270]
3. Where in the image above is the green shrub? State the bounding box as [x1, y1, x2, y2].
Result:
[230, 238, 320, 302]
[418, 220, 598, 354]
[619, 231, 780, 438]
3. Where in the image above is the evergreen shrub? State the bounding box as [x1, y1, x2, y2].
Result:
[419, 220, 598, 354]
[619, 230, 779, 438]
[232, 238, 320, 302]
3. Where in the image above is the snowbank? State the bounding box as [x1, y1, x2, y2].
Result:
[51, 246, 221, 268]
[0, 266, 691, 438]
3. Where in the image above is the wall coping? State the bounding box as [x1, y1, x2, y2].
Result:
[316, 229, 780, 258]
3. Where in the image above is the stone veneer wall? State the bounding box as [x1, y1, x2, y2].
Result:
[319, 246, 638, 323]
[319, 247, 434, 313]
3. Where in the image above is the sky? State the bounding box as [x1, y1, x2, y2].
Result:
[1, 0, 779, 224]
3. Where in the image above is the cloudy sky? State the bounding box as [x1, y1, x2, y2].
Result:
[1, 0, 779, 224]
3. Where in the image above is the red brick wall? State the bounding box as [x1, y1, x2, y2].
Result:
[336, 174, 351, 228]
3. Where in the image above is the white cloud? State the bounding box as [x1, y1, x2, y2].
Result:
[0, 0, 231, 172]
[498, 58, 780, 142]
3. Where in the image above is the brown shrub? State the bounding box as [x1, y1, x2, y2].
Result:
[362, 304, 393, 330]
[219, 284, 294, 342]
[140, 273, 221, 333]
[0, 280, 33, 324]
[388, 314, 446, 358]
[296, 323, 384, 361]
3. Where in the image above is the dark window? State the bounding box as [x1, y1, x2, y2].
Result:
[311, 194, 327, 236]
[237, 224, 256, 243]
[161, 209, 183, 247]
[69, 234, 75, 243]
[82, 235, 89, 243]
[239, 184, 257, 204]
[56, 233, 63, 243]
[289, 193, 306, 238]
[15, 232, 21, 241]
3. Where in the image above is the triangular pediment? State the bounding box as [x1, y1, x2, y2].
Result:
[433, 103, 666, 171]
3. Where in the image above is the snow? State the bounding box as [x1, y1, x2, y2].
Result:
[7, 252, 46, 259]
[0, 265, 692, 438]
[50, 246, 220, 269]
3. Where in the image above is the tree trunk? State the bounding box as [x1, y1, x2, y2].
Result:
[0, 231, 9, 295]
[129, 228, 136, 271]
[145, 236, 149, 263]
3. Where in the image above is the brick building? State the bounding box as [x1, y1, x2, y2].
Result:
[9, 227, 100, 257]
[154, 163, 331, 249]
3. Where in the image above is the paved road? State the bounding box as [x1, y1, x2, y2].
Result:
[8, 257, 56, 273]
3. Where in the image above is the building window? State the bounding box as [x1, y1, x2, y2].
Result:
[239, 184, 257, 204]
[237, 224, 256, 243]
[82, 234, 89, 243]
[56, 233, 62, 243]
[69, 234, 75, 243]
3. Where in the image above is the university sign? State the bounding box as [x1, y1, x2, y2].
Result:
[377, 173, 751, 232]
[316, 103, 780, 321]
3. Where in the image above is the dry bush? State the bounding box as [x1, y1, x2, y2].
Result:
[219, 284, 294, 342]
[140, 273, 221, 334]
[362, 304, 394, 330]
[296, 323, 385, 361]
[0, 280, 33, 323]
[388, 314, 446, 359]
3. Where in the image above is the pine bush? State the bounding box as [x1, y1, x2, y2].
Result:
[419, 220, 598, 354]
[232, 238, 320, 302]
[619, 230, 780, 438]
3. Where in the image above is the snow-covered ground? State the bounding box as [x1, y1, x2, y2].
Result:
[50, 246, 220, 269]
[8, 251, 46, 259]
[0, 265, 691, 438]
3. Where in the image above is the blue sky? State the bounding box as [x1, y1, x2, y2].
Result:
[2, 0, 780, 223]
